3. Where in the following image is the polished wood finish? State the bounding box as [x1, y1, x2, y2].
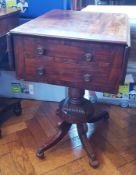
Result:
[11, 10, 130, 93]
[37, 88, 109, 167]
[82, 5, 136, 73]
[13, 35, 126, 93]
[11, 10, 130, 167]
[11, 10, 129, 44]
[0, 8, 21, 137]
[0, 100, 136, 175]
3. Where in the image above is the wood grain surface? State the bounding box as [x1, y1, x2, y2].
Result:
[11, 10, 130, 93]
[11, 10, 129, 45]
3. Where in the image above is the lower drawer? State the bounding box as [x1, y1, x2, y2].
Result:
[24, 59, 118, 93]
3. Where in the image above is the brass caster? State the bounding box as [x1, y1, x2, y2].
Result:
[36, 150, 45, 159]
[89, 159, 99, 168]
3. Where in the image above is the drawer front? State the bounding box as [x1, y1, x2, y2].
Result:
[23, 36, 117, 65]
[24, 58, 119, 93]
[14, 35, 125, 93]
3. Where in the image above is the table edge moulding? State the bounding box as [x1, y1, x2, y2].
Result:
[10, 10, 130, 168]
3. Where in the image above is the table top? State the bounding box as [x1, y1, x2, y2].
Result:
[11, 9, 130, 45]
[0, 8, 20, 19]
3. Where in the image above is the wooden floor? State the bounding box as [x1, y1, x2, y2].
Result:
[0, 99, 136, 175]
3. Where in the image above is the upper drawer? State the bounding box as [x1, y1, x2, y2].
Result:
[23, 36, 121, 64]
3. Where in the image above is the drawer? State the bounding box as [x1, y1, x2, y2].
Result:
[14, 35, 125, 93]
[24, 59, 116, 92]
[23, 36, 120, 65]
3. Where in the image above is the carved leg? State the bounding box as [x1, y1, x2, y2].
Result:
[77, 123, 99, 168]
[36, 121, 71, 159]
[88, 111, 109, 123]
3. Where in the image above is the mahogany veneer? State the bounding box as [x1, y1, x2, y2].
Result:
[10, 10, 130, 167]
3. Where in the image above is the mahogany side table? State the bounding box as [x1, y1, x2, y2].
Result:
[10, 10, 130, 167]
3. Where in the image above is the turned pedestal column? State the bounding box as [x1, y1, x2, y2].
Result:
[37, 87, 109, 167]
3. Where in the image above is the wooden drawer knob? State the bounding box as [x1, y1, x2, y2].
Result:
[83, 73, 92, 82]
[36, 67, 45, 76]
[37, 47, 45, 56]
[83, 53, 93, 62]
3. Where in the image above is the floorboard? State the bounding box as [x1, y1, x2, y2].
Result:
[0, 100, 136, 175]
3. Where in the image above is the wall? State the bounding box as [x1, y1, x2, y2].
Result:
[5, 0, 72, 18]
[0, 71, 67, 102]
